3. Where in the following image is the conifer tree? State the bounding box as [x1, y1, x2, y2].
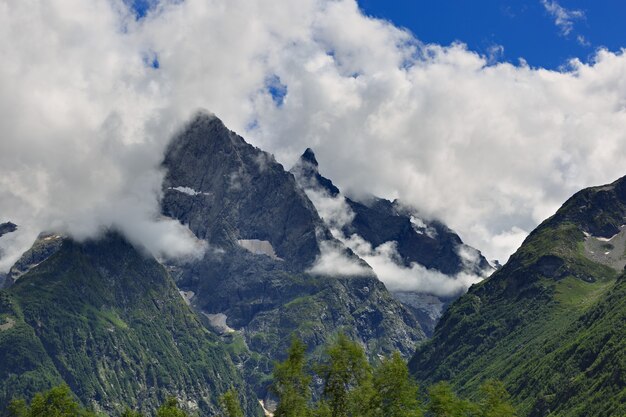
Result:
[315, 333, 372, 417]
[370, 352, 422, 417]
[271, 336, 312, 417]
[156, 398, 187, 417]
[219, 389, 244, 417]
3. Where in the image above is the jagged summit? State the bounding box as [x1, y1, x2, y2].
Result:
[161, 116, 426, 399]
[291, 148, 340, 197]
[301, 147, 319, 166]
[0, 222, 16, 238]
[291, 148, 491, 276]
[162, 115, 329, 267]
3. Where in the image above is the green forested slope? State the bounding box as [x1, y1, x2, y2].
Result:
[0, 235, 261, 416]
[410, 176, 626, 417]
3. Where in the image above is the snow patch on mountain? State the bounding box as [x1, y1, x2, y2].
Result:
[168, 186, 211, 196]
[237, 239, 282, 260]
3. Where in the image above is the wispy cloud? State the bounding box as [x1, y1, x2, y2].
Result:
[302, 184, 488, 297]
[541, 0, 585, 36]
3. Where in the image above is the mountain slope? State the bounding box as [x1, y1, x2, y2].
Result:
[410, 176, 626, 417]
[290, 148, 492, 335]
[0, 234, 261, 416]
[161, 113, 425, 398]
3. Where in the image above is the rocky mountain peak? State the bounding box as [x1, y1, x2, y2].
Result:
[301, 148, 319, 167]
[162, 117, 332, 267]
[291, 148, 340, 197]
[0, 222, 17, 238]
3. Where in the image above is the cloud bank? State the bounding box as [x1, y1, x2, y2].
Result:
[2, 0, 626, 271]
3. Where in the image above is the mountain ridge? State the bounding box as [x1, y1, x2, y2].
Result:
[409, 175, 626, 416]
[290, 148, 492, 335]
[0, 233, 262, 416]
[160, 113, 426, 400]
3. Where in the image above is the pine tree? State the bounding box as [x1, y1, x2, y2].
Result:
[315, 333, 372, 417]
[120, 408, 144, 417]
[370, 352, 422, 417]
[271, 336, 312, 417]
[219, 389, 244, 417]
[155, 398, 187, 417]
[7, 385, 96, 417]
[426, 382, 474, 417]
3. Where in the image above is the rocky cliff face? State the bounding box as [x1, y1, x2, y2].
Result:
[0, 222, 17, 288]
[1, 232, 64, 288]
[0, 234, 262, 416]
[0, 222, 16, 238]
[162, 113, 330, 268]
[410, 176, 626, 417]
[290, 149, 492, 335]
[161, 113, 426, 397]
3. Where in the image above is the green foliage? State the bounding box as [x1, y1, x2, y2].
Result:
[120, 408, 144, 417]
[3, 335, 518, 417]
[0, 237, 260, 416]
[271, 336, 311, 417]
[411, 181, 626, 416]
[370, 352, 422, 417]
[426, 382, 475, 417]
[316, 333, 372, 417]
[6, 385, 95, 417]
[267, 334, 512, 417]
[219, 390, 244, 417]
[156, 398, 187, 417]
[477, 380, 515, 417]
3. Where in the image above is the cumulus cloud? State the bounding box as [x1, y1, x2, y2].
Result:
[2, 0, 626, 272]
[541, 0, 584, 36]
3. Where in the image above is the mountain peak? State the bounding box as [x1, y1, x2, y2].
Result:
[300, 148, 319, 167]
[0, 222, 17, 238]
[291, 148, 340, 197]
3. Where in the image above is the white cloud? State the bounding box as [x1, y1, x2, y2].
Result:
[304, 188, 355, 231]
[541, 0, 585, 36]
[342, 235, 483, 297]
[301, 185, 486, 296]
[2, 0, 626, 272]
[308, 238, 372, 277]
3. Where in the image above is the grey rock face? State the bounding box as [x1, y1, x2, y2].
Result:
[0, 222, 17, 286]
[0, 222, 17, 238]
[162, 113, 329, 268]
[290, 148, 492, 336]
[161, 113, 425, 397]
[2, 233, 64, 288]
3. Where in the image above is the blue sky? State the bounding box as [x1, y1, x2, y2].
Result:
[358, 0, 626, 69]
[130, 0, 626, 69]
